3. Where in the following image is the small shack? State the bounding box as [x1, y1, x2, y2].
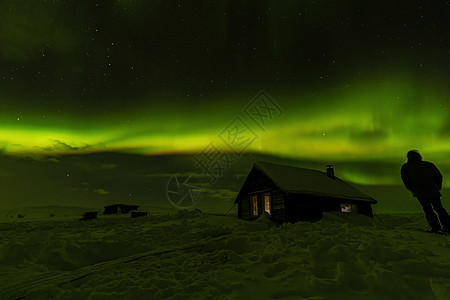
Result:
[234, 161, 377, 223]
[103, 204, 139, 214]
[80, 211, 98, 221]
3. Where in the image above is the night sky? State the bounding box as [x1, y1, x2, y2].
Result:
[1, 0, 449, 191]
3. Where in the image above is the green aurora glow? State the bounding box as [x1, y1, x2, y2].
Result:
[2, 78, 448, 164]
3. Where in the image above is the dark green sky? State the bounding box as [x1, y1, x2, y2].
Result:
[0, 0, 449, 188]
[1, 1, 448, 105]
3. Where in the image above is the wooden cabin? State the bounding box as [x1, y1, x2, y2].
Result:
[234, 161, 377, 223]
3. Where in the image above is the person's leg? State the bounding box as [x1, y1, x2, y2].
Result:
[418, 198, 442, 231]
[430, 197, 450, 232]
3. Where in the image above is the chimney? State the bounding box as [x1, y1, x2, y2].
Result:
[326, 165, 335, 179]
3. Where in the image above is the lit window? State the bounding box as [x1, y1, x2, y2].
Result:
[341, 203, 358, 213]
[252, 195, 258, 216]
[264, 193, 271, 215]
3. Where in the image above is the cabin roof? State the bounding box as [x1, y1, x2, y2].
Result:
[235, 161, 376, 203]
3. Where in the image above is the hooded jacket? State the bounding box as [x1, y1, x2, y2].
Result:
[401, 160, 443, 198]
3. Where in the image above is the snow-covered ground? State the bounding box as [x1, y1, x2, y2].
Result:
[1, 206, 450, 299]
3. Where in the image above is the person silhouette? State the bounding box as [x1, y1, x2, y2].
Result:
[401, 150, 450, 233]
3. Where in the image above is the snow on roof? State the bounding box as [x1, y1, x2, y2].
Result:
[249, 161, 376, 203]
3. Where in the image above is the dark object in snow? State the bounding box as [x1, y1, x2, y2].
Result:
[103, 204, 139, 214]
[131, 211, 148, 218]
[80, 211, 97, 221]
[234, 161, 377, 224]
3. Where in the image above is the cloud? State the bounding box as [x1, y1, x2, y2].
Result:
[196, 186, 238, 202]
[46, 157, 60, 163]
[70, 185, 110, 195]
[40, 139, 93, 153]
[94, 188, 110, 195]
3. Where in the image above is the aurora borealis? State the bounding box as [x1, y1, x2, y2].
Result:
[2, 78, 448, 161]
[1, 1, 449, 191]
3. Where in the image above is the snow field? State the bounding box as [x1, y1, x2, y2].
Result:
[1, 207, 450, 299]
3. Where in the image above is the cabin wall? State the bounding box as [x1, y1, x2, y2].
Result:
[237, 195, 251, 220]
[271, 188, 286, 223]
[237, 194, 261, 221]
[285, 194, 375, 222]
[237, 168, 277, 221]
[356, 203, 374, 217]
[338, 200, 374, 217]
[240, 193, 374, 221]
[285, 194, 326, 222]
[238, 188, 286, 222]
